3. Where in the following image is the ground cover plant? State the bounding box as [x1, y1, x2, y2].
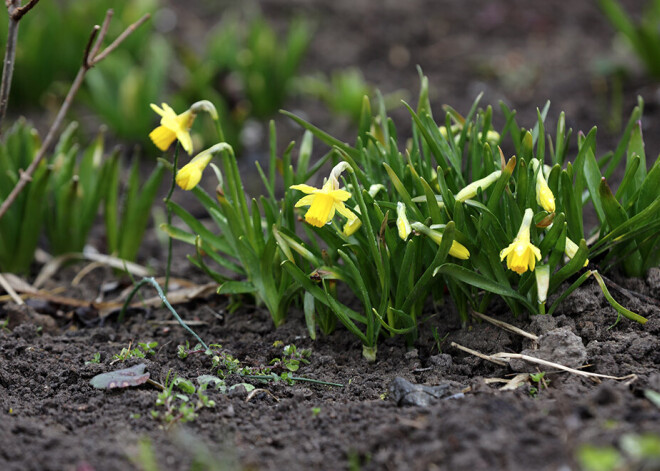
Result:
[1, 1, 660, 470]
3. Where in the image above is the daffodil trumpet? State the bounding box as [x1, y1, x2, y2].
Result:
[290, 162, 358, 228]
[176, 143, 233, 191]
[500, 208, 542, 275]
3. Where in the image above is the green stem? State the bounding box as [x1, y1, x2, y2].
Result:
[241, 374, 343, 387]
[119, 277, 210, 351]
[164, 144, 180, 294]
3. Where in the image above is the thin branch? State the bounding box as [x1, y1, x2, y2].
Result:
[82, 25, 101, 67]
[11, 0, 39, 21]
[0, 0, 21, 131]
[470, 310, 539, 341]
[91, 13, 150, 65]
[0, 11, 150, 221]
[87, 9, 113, 65]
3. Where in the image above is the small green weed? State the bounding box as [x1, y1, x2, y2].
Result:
[112, 341, 158, 363]
[85, 353, 101, 365]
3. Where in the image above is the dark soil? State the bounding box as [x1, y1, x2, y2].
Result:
[2, 1, 660, 470]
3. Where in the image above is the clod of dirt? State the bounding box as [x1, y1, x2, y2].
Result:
[388, 377, 462, 407]
[428, 353, 453, 372]
[4, 302, 57, 334]
[647, 267, 660, 291]
[509, 326, 587, 372]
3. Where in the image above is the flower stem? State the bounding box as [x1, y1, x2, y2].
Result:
[164, 144, 180, 295]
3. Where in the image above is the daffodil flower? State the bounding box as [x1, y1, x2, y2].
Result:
[291, 163, 356, 228]
[176, 143, 233, 191]
[396, 202, 411, 240]
[531, 158, 555, 213]
[149, 103, 196, 154]
[410, 222, 470, 260]
[500, 208, 542, 274]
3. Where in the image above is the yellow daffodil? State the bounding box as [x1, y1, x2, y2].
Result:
[396, 202, 411, 240]
[565, 237, 589, 267]
[455, 170, 501, 202]
[410, 222, 470, 260]
[500, 208, 542, 274]
[291, 163, 356, 228]
[531, 158, 555, 213]
[149, 103, 195, 154]
[176, 143, 233, 191]
[343, 213, 362, 236]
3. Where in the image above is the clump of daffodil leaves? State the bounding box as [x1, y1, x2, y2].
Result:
[152, 73, 655, 361]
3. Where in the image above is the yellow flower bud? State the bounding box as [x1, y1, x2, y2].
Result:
[455, 170, 501, 202]
[531, 158, 555, 213]
[396, 202, 411, 240]
[410, 222, 470, 260]
[565, 237, 589, 267]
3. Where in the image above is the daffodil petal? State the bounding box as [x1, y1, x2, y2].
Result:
[334, 201, 356, 220]
[295, 194, 316, 208]
[290, 184, 319, 194]
[176, 130, 193, 154]
[328, 189, 352, 202]
[150, 103, 165, 116]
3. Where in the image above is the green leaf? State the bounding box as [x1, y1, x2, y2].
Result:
[280, 110, 359, 160]
[635, 155, 660, 213]
[217, 281, 256, 295]
[434, 263, 537, 313]
[593, 271, 647, 324]
[583, 145, 606, 224]
[560, 170, 583, 241]
[549, 238, 589, 294]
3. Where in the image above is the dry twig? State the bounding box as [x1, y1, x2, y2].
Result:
[0, 9, 150, 221]
[470, 310, 539, 341]
[452, 341, 637, 383]
[0, 0, 41, 129]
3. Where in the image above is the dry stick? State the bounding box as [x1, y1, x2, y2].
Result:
[470, 310, 539, 341]
[0, 10, 150, 221]
[0, 272, 23, 305]
[451, 341, 637, 382]
[0, 0, 41, 131]
[491, 352, 637, 382]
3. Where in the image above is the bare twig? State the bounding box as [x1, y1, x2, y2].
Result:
[0, 0, 21, 129]
[491, 352, 638, 383]
[0, 0, 41, 129]
[10, 0, 39, 21]
[91, 13, 149, 65]
[450, 341, 509, 366]
[470, 310, 539, 341]
[87, 10, 112, 63]
[452, 340, 637, 383]
[0, 272, 23, 305]
[0, 11, 150, 221]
